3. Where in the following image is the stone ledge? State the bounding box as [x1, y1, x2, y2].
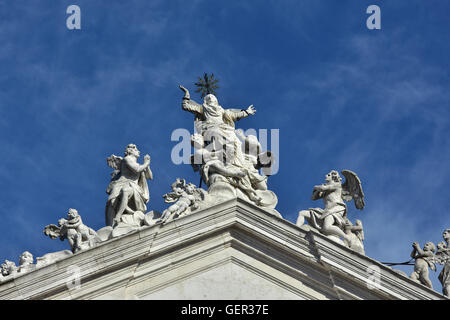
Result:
[0, 197, 446, 300]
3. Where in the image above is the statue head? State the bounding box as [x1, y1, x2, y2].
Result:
[424, 242, 436, 253]
[19, 251, 33, 266]
[67, 208, 79, 220]
[125, 144, 140, 158]
[204, 94, 219, 107]
[443, 229, 450, 243]
[325, 170, 342, 183]
[185, 183, 196, 194]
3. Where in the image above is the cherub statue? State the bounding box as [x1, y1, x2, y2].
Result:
[343, 219, 365, 255]
[161, 178, 206, 223]
[0, 260, 17, 279]
[17, 251, 34, 273]
[409, 241, 436, 288]
[105, 144, 153, 227]
[296, 170, 365, 246]
[43, 208, 98, 253]
[435, 228, 450, 296]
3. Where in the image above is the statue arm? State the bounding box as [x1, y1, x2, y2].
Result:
[314, 183, 340, 192]
[123, 156, 150, 174]
[229, 105, 256, 121]
[182, 98, 203, 115]
[180, 85, 203, 115]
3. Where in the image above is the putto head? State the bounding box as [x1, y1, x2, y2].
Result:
[424, 241, 436, 253]
[326, 170, 342, 183]
[67, 208, 79, 219]
[19, 251, 33, 266]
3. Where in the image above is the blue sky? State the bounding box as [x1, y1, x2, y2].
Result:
[0, 0, 449, 291]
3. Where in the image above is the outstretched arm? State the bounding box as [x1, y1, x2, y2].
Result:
[229, 105, 256, 121]
[314, 182, 340, 192]
[179, 85, 203, 115]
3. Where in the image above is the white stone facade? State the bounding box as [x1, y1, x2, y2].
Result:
[0, 198, 446, 300]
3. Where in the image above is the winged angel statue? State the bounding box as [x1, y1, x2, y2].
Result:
[296, 170, 365, 253]
[105, 144, 153, 227]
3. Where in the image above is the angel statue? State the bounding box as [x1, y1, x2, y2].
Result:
[105, 144, 153, 227]
[296, 170, 365, 249]
[43, 208, 98, 253]
[160, 178, 207, 223]
[435, 228, 450, 297]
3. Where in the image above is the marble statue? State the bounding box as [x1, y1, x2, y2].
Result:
[296, 170, 365, 250]
[179, 85, 279, 214]
[409, 241, 436, 288]
[435, 228, 450, 297]
[43, 208, 98, 253]
[17, 251, 34, 273]
[0, 251, 36, 281]
[105, 144, 153, 227]
[343, 219, 365, 255]
[161, 178, 207, 223]
[0, 260, 17, 279]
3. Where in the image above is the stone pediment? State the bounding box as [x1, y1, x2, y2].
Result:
[0, 198, 446, 300]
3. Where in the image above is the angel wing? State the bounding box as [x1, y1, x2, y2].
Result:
[43, 224, 62, 240]
[107, 154, 122, 170]
[107, 155, 123, 180]
[434, 244, 450, 265]
[163, 191, 182, 203]
[341, 170, 365, 210]
[163, 178, 186, 203]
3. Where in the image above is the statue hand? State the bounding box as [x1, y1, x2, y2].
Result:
[413, 242, 419, 248]
[179, 85, 190, 99]
[246, 105, 256, 115]
[144, 154, 151, 163]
